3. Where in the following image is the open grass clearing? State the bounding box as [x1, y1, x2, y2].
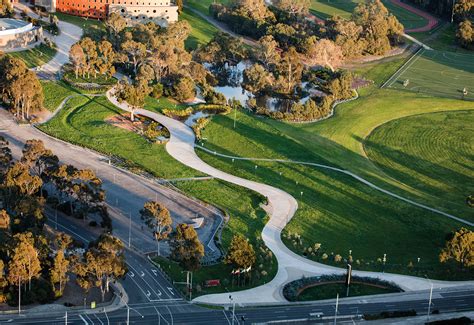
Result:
[310, 0, 427, 30]
[38, 95, 200, 179]
[8, 43, 56, 68]
[365, 110, 474, 219]
[195, 56, 473, 279]
[386, 49, 474, 101]
[154, 179, 277, 297]
[41, 81, 82, 112]
[181, 8, 219, 50]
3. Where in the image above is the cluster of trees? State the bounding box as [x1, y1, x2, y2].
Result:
[407, 0, 472, 20]
[439, 227, 473, 268]
[0, 0, 13, 17]
[0, 137, 123, 306]
[0, 56, 44, 121]
[210, 0, 404, 59]
[407, 0, 473, 50]
[69, 38, 116, 80]
[84, 14, 217, 107]
[140, 201, 205, 271]
[457, 19, 474, 49]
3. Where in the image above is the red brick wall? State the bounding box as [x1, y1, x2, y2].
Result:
[56, 0, 108, 19]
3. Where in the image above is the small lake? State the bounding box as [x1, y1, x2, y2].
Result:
[209, 62, 314, 112]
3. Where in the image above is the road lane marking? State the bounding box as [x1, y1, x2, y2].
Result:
[167, 287, 175, 296]
[93, 314, 103, 325]
[79, 315, 89, 324]
[166, 306, 174, 325]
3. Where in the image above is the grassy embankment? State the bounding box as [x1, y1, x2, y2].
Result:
[297, 282, 399, 301]
[196, 55, 474, 280]
[8, 44, 56, 68]
[38, 92, 276, 296]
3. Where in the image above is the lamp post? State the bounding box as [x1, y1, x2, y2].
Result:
[128, 211, 132, 248]
[229, 295, 236, 325]
[425, 275, 433, 320]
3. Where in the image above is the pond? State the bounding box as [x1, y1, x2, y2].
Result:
[209, 62, 317, 113]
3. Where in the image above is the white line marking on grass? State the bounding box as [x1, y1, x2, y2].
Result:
[383, 48, 424, 89]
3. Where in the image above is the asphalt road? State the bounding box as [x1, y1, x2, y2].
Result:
[0, 205, 469, 325]
[0, 108, 223, 258]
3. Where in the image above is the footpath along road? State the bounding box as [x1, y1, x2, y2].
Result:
[106, 87, 474, 306]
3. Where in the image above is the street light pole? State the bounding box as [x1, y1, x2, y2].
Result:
[334, 293, 339, 325]
[428, 283, 433, 319]
[127, 306, 130, 325]
[128, 211, 132, 248]
[229, 295, 235, 325]
[18, 276, 21, 315]
[451, 0, 456, 23]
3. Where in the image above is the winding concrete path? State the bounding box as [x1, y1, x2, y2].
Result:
[13, 2, 83, 79]
[106, 88, 474, 306]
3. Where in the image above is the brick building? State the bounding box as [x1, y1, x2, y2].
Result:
[34, 0, 178, 26]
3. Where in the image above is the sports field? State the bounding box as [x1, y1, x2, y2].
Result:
[385, 49, 474, 101]
[310, 0, 428, 30]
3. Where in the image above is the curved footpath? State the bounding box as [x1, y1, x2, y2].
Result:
[106, 88, 474, 306]
[13, 2, 83, 79]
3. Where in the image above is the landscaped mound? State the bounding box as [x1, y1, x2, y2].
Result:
[283, 274, 401, 302]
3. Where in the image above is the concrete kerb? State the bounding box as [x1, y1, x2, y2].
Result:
[0, 281, 127, 316]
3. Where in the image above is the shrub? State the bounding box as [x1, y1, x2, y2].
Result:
[151, 83, 164, 99]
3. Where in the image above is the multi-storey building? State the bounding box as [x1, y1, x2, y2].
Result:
[33, 0, 178, 26]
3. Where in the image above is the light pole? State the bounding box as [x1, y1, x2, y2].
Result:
[114, 292, 143, 324]
[128, 211, 132, 248]
[229, 295, 236, 325]
[334, 293, 339, 325]
[18, 276, 21, 315]
[425, 275, 433, 320]
[451, 0, 456, 23]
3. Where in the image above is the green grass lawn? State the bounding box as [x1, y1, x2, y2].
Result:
[54, 12, 105, 31]
[8, 44, 56, 68]
[365, 110, 474, 217]
[144, 96, 188, 114]
[41, 81, 81, 112]
[297, 282, 398, 301]
[63, 70, 117, 85]
[386, 49, 474, 101]
[181, 8, 219, 50]
[195, 57, 474, 280]
[414, 23, 474, 54]
[186, 0, 228, 16]
[38, 95, 200, 179]
[154, 179, 277, 297]
[310, 0, 427, 30]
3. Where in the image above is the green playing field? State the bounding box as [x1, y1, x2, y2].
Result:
[385, 49, 474, 101]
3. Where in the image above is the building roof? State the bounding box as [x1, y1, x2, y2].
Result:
[0, 18, 29, 31]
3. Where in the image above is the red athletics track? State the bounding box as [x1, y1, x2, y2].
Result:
[390, 0, 439, 32]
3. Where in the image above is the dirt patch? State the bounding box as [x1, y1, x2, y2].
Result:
[105, 113, 144, 133]
[352, 77, 373, 89]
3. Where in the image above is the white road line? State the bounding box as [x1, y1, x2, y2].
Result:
[222, 310, 231, 325]
[166, 306, 174, 325]
[84, 314, 94, 324]
[127, 264, 163, 300]
[126, 270, 160, 302]
[93, 314, 103, 325]
[78, 315, 89, 325]
[154, 306, 170, 325]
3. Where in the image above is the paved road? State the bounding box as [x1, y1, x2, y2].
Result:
[0, 108, 223, 258]
[106, 88, 474, 306]
[4, 203, 474, 322]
